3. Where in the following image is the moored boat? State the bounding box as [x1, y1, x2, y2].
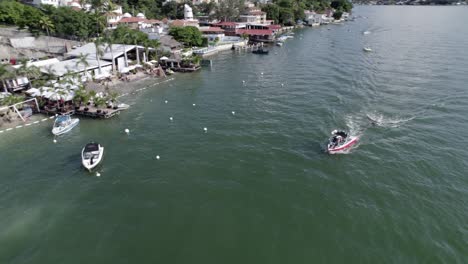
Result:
[327, 130, 358, 154]
[52, 115, 79, 136]
[363, 47, 372, 52]
[81, 142, 104, 171]
[252, 48, 269, 55]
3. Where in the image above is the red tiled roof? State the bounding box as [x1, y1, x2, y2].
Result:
[119, 17, 146, 23]
[267, 24, 281, 30]
[171, 19, 199, 27]
[236, 29, 273, 36]
[200, 27, 225, 33]
[147, 19, 162, 24]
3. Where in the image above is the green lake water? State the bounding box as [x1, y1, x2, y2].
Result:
[1, 6, 468, 263]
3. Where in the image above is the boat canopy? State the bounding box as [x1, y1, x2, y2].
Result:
[84, 143, 99, 152]
[56, 115, 71, 123]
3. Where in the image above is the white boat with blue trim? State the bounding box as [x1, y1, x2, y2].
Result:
[52, 115, 79, 136]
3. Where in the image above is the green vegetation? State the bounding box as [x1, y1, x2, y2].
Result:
[0, 0, 44, 34]
[0, 0, 102, 40]
[169, 26, 204, 47]
[261, 0, 352, 25]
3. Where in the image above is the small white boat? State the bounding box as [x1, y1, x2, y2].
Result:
[52, 115, 79, 136]
[81, 142, 104, 171]
[327, 130, 359, 154]
[363, 31, 371, 35]
[363, 47, 372, 52]
[117, 103, 130, 110]
[276, 42, 283, 47]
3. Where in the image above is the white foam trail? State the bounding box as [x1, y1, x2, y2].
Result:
[366, 112, 414, 128]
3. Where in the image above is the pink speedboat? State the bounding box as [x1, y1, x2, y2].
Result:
[327, 130, 359, 154]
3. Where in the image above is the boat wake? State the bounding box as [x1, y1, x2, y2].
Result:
[366, 112, 414, 128]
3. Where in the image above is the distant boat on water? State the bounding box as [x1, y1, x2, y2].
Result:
[252, 48, 269, 55]
[363, 47, 372, 52]
[363, 31, 371, 35]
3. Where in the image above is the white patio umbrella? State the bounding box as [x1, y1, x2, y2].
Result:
[25, 88, 41, 96]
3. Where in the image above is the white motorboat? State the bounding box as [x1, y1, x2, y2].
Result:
[363, 31, 371, 35]
[276, 42, 283, 47]
[117, 103, 130, 110]
[52, 115, 79, 136]
[363, 47, 372, 52]
[81, 142, 104, 171]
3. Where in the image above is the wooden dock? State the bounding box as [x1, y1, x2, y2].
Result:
[41, 105, 124, 119]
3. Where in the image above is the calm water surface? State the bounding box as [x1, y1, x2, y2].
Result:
[1, 6, 468, 263]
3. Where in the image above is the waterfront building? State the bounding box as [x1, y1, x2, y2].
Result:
[200, 27, 226, 42]
[239, 9, 267, 24]
[236, 29, 274, 42]
[66, 43, 148, 73]
[212, 22, 245, 36]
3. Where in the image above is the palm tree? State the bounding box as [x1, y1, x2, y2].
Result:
[144, 39, 161, 63]
[73, 86, 89, 107]
[38, 16, 55, 52]
[75, 54, 90, 80]
[103, 31, 116, 74]
[15, 59, 41, 80]
[121, 33, 130, 68]
[93, 38, 104, 74]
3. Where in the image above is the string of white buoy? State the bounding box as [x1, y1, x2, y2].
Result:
[0, 115, 55, 135]
[116, 78, 175, 99]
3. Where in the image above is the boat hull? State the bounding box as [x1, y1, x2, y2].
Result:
[52, 119, 79, 136]
[328, 136, 358, 154]
[81, 146, 104, 171]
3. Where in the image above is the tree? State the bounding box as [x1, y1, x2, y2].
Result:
[143, 39, 160, 63]
[331, 0, 353, 12]
[38, 16, 55, 52]
[261, 4, 280, 24]
[197, 2, 216, 16]
[15, 60, 41, 80]
[103, 31, 117, 74]
[76, 54, 90, 80]
[169, 26, 203, 47]
[93, 38, 104, 74]
[216, 0, 245, 21]
[332, 11, 343, 20]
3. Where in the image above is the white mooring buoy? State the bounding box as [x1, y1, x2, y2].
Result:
[165, 100, 168, 104]
[124, 128, 130, 134]
[96, 172, 101, 177]
[203, 127, 207, 133]
[232, 111, 235, 115]
[169, 117, 173, 121]
[156, 155, 160, 160]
